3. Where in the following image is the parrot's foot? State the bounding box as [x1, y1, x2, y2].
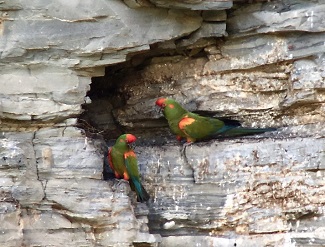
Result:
[116, 179, 129, 186]
[112, 178, 129, 191]
[181, 142, 193, 155]
[180, 142, 195, 179]
[180, 142, 193, 164]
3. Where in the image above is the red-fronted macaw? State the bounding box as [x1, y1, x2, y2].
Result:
[156, 98, 276, 143]
[108, 134, 150, 202]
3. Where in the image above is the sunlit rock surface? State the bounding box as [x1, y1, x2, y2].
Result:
[1, 0, 325, 246]
[134, 124, 325, 240]
[227, 1, 325, 34]
[148, 0, 232, 10]
[0, 128, 159, 246]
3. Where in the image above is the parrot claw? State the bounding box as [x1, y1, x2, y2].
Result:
[183, 141, 193, 148]
[112, 179, 129, 191]
[181, 141, 192, 158]
[117, 179, 129, 186]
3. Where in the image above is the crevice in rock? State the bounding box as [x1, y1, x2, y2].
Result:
[78, 38, 216, 143]
[31, 131, 47, 202]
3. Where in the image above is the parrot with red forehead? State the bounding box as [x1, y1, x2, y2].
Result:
[155, 98, 275, 143]
[108, 134, 150, 202]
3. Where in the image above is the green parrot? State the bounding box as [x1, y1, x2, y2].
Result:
[156, 97, 276, 143]
[108, 134, 150, 202]
[155, 97, 188, 141]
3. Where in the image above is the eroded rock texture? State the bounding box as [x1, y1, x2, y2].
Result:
[1, 0, 325, 246]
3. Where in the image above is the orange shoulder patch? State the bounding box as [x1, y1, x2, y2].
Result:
[108, 148, 114, 169]
[124, 150, 136, 159]
[178, 117, 195, 130]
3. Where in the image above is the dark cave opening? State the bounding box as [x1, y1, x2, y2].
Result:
[77, 37, 215, 145]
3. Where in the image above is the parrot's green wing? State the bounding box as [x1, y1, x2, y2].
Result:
[159, 98, 276, 143]
[179, 112, 276, 142]
[178, 112, 228, 142]
[124, 150, 150, 202]
[123, 150, 140, 179]
[159, 98, 189, 140]
[168, 117, 187, 139]
[109, 146, 128, 179]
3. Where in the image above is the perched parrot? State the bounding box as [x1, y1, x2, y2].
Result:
[108, 134, 150, 202]
[156, 98, 276, 143]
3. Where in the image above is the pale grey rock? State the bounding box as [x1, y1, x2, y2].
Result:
[227, 1, 325, 35]
[0, 0, 202, 70]
[177, 22, 227, 47]
[33, 137, 103, 180]
[0, 127, 159, 246]
[0, 129, 157, 247]
[109, 51, 324, 131]
[0, 201, 23, 247]
[204, 33, 325, 73]
[290, 58, 325, 90]
[0, 66, 90, 121]
[149, 0, 232, 10]
[0, 136, 42, 246]
[1, 0, 325, 246]
[160, 231, 325, 247]
[123, 0, 154, 8]
[185, 135, 324, 183]
[160, 235, 294, 247]
[280, 56, 325, 111]
[0, 137, 44, 207]
[0, 0, 202, 123]
[135, 125, 325, 243]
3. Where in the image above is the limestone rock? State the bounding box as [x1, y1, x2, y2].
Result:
[149, 0, 232, 10]
[227, 1, 325, 35]
[0, 129, 158, 247]
[135, 123, 325, 245]
[0, 0, 202, 70]
[204, 32, 325, 72]
[0, 66, 90, 121]
[177, 22, 227, 47]
[0, 201, 23, 247]
[107, 51, 324, 134]
[0, 0, 202, 123]
[1, 0, 325, 246]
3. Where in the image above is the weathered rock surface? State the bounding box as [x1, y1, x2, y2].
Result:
[148, 0, 232, 10]
[0, 128, 159, 246]
[227, 1, 325, 35]
[0, 66, 90, 121]
[123, 0, 233, 10]
[0, 0, 202, 68]
[0, 0, 202, 122]
[1, 0, 325, 246]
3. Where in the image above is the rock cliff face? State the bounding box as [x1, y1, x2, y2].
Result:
[1, 0, 324, 246]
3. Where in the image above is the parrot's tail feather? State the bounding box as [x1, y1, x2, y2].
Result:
[130, 180, 150, 203]
[138, 184, 150, 203]
[223, 127, 277, 136]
